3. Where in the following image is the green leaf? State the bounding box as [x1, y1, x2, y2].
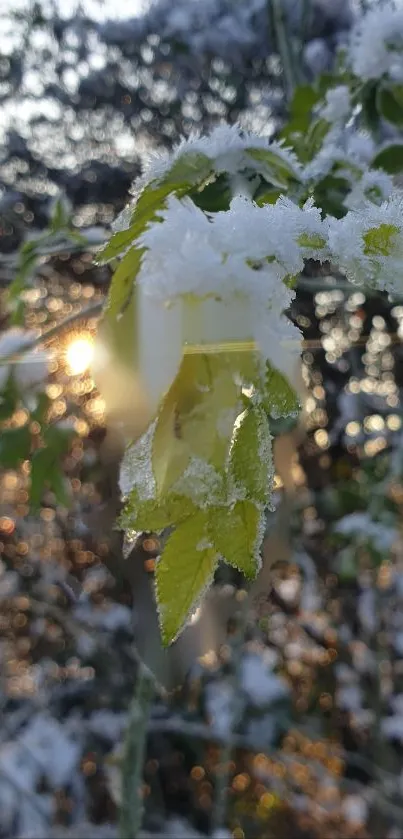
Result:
[49, 195, 72, 232]
[30, 447, 54, 507]
[245, 148, 300, 187]
[363, 223, 399, 257]
[119, 488, 196, 532]
[376, 84, 403, 127]
[96, 156, 212, 265]
[314, 174, 351, 217]
[291, 84, 320, 121]
[44, 423, 75, 455]
[152, 384, 194, 498]
[263, 362, 301, 419]
[0, 425, 31, 469]
[361, 82, 380, 134]
[162, 152, 212, 186]
[229, 405, 272, 505]
[0, 375, 19, 421]
[305, 118, 331, 160]
[190, 174, 231, 212]
[372, 143, 403, 174]
[210, 501, 262, 579]
[179, 356, 239, 466]
[152, 354, 240, 496]
[105, 246, 143, 320]
[155, 510, 218, 645]
[254, 187, 282, 207]
[30, 446, 71, 507]
[31, 392, 50, 425]
[49, 465, 70, 506]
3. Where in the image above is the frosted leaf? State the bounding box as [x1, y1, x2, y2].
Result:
[349, 3, 403, 81]
[119, 421, 156, 500]
[122, 529, 140, 559]
[345, 131, 376, 165]
[216, 407, 238, 439]
[328, 191, 403, 295]
[110, 204, 132, 233]
[138, 194, 324, 309]
[255, 313, 302, 385]
[344, 169, 394, 211]
[320, 85, 351, 123]
[172, 457, 224, 506]
[141, 123, 301, 184]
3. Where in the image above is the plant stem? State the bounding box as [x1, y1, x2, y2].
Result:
[119, 667, 155, 839]
[270, 0, 297, 102]
[0, 302, 104, 366]
[210, 593, 250, 835]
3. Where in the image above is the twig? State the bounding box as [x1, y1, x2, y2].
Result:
[119, 668, 155, 839]
[270, 0, 297, 101]
[0, 302, 104, 365]
[210, 595, 250, 835]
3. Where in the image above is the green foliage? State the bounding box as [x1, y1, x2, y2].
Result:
[363, 223, 399, 256]
[96, 154, 213, 265]
[245, 147, 300, 187]
[0, 425, 31, 468]
[105, 247, 144, 320]
[262, 362, 301, 419]
[229, 404, 272, 505]
[155, 510, 218, 645]
[372, 143, 403, 174]
[8, 193, 85, 324]
[119, 488, 196, 533]
[152, 353, 240, 497]
[313, 174, 351, 218]
[209, 501, 262, 580]
[376, 84, 403, 127]
[30, 423, 74, 508]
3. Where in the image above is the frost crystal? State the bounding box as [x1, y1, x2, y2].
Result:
[349, 3, 403, 81]
[320, 85, 351, 123]
[140, 123, 301, 183]
[172, 458, 224, 505]
[138, 194, 325, 306]
[119, 421, 157, 500]
[328, 192, 403, 295]
[344, 169, 394, 211]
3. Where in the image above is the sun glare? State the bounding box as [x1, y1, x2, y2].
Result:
[66, 334, 94, 376]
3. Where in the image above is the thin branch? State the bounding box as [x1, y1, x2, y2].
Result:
[0, 302, 104, 366]
[119, 669, 155, 839]
[270, 0, 297, 101]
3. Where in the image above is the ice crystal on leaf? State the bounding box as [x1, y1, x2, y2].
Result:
[320, 85, 351, 123]
[119, 422, 157, 501]
[349, 3, 403, 81]
[138, 194, 326, 306]
[344, 169, 394, 211]
[140, 123, 302, 185]
[328, 192, 403, 295]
